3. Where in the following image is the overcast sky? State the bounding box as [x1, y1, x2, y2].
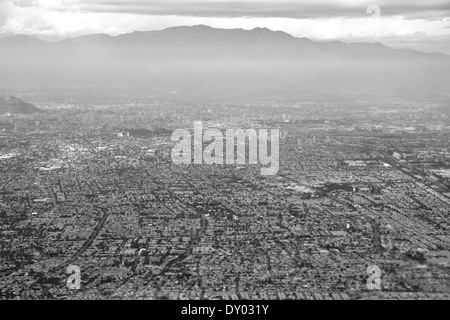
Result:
[1, 0, 449, 54]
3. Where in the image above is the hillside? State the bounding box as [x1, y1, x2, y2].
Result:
[0, 96, 42, 114]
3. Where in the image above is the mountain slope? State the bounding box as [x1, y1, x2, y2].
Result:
[0, 96, 42, 114]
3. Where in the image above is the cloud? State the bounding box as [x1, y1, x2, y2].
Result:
[73, 0, 450, 19]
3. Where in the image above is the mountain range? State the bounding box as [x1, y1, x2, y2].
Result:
[0, 25, 449, 100]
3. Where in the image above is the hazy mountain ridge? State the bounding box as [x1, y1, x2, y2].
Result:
[0, 26, 449, 99]
[1, 26, 447, 61]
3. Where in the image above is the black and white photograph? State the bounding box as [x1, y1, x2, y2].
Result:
[0, 0, 450, 307]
